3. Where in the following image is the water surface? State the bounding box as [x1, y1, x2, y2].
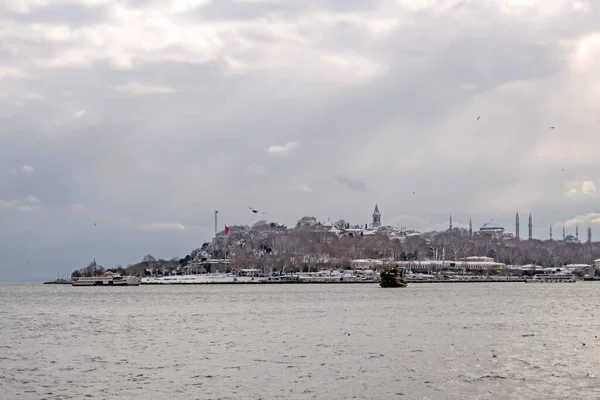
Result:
[1, 283, 599, 399]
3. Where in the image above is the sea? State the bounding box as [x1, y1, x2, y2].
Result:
[1, 283, 599, 400]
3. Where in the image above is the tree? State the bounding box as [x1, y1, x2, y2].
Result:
[142, 254, 156, 263]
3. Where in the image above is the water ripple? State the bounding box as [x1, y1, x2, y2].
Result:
[1, 283, 599, 399]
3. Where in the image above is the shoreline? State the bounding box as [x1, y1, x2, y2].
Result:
[139, 279, 527, 285]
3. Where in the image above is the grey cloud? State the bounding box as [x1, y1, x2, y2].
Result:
[0, 2, 110, 26]
[336, 176, 366, 192]
[2, 0, 600, 281]
[196, 0, 384, 21]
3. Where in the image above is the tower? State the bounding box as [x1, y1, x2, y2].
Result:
[469, 218, 473, 236]
[372, 204, 381, 228]
[576, 224, 579, 241]
[549, 225, 553, 240]
[563, 224, 565, 240]
[449, 214, 453, 230]
[588, 226, 592, 243]
[515, 212, 520, 240]
[528, 213, 532, 240]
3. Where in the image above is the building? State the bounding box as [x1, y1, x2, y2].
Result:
[564, 234, 579, 244]
[396, 258, 505, 273]
[478, 220, 505, 239]
[371, 204, 381, 229]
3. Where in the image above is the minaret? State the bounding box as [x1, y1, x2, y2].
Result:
[576, 224, 579, 241]
[588, 226, 592, 243]
[469, 218, 473, 236]
[449, 214, 453, 230]
[562, 224, 565, 240]
[515, 212, 520, 240]
[549, 225, 553, 240]
[528, 213, 532, 240]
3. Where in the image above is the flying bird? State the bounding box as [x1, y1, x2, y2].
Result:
[550, 126, 555, 129]
[477, 116, 480, 120]
[248, 207, 267, 215]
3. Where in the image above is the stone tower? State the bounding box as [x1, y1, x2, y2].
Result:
[449, 214, 453, 230]
[563, 225, 565, 240]
[528, 213, 532, 240]
[576, 224, 579, 241]
[515, 212, 520, 240]
[588, 226, 592, 243]
[469, 218, 473, 236]
[549, 225, 553, 240]
[372, 204, 381, 228]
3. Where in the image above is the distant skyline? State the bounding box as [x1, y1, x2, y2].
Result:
[1, 0, 600, 282]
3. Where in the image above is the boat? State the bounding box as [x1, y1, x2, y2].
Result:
[583, 276, 600, 281]
[378, 265, 408, 288]
[71, 271, 141, 286]
[43, 279, 71, 284]
[526, 273, 579, 283]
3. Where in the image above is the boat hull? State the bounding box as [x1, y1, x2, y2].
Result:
[379, 282, 408, 288]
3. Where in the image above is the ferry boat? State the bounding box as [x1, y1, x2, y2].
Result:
[379, 265, 408, 288]
[527, 273, 578, 283]
[72, 272, 141, 286]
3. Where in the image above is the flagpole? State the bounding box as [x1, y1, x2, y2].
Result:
[214, 210, 218, 239]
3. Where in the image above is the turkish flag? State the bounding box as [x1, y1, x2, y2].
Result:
[225, 225, 230, 235]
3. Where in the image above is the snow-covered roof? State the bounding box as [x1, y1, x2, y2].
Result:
[480, 220, 503, 230]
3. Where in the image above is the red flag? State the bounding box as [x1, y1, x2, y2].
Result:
[224, 225, 229, 235]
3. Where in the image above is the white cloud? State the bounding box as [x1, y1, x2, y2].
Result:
[73, 109, 86, 119]
[563, 212, 600, 228]
[266, 141, 299, 156]
[0, 195, 43, 211]
[0, 67, 26, 80]
[21, 165, 34, 175]
[564, 180, 597, 196]
[291, 184, 312, 193]
[138, 223, 186, 232]
[71, 203, 86, 211]
[115, 82, 174, 94]
[565, 188, 578, 196]
[581, 180, 596, 195]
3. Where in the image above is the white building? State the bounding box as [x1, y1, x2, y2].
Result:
[396, 259, 505, 273]
[351, 259, 384, 269]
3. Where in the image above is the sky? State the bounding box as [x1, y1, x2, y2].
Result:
[1, 0, 600, 281]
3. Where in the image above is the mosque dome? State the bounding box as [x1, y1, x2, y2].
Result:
[480, 220, 504, 231]
[564, 234, 579, 243]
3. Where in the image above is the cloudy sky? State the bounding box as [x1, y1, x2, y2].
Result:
[1, 0, 600, 281]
